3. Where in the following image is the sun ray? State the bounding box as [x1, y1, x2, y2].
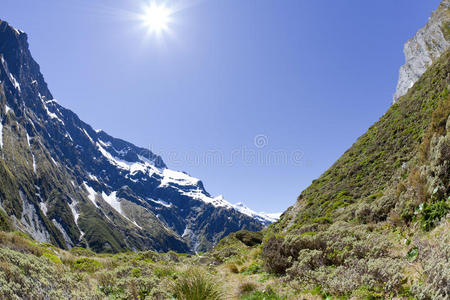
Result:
[141, 2, 172, 34]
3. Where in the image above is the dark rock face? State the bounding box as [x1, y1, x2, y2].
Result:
[0, 20, 267, 253]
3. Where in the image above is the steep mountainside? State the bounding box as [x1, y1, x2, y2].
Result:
[0, 20, 274, 254]
[393, 0, 449, 103]
[271, 48, 449, 234]
[260, 15, 449, 299]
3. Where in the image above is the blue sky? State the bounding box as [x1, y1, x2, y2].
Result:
[2, 0, 442, 213]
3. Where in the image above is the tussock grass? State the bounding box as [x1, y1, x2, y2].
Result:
[172, 268, 223, 300]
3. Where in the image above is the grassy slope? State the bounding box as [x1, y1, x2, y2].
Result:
[254, 50, 450, 298]
[273, 50, 449, 233]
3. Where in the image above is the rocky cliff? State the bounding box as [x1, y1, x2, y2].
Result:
[393, 0, 449, 103]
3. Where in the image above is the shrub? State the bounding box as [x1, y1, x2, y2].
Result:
[98, 274, 162, 300]
[234, 230, 263, 247]
[0, 231, 42, 256]
[130, 267, 142, 278]
[407, 248, 419, 262]
[0, 248, 100, 299]
[238, 282, 257, 295]
[72, 258, 102, 273]
[286, 249, 325, 278]
[0, 209, 12, 231]
[226, 263, 239, 274]
[243, 262, 262, 275]
[412, 235, 450, 299]
[42, 252, 62, 264]
[70, 246, 95, 257]
[172, 269, 223, 300]
[153, 265, 176, 278]
[419, 200, 449, 231]
[261, 236, 292, 275]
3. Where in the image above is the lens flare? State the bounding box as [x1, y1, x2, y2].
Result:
[142, 3, 171, 33]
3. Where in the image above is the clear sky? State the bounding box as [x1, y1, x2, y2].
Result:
[2, 0, 442, 214]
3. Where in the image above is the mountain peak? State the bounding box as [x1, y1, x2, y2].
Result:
[0, 20, 25, 37]
[0, 18, 272, 253]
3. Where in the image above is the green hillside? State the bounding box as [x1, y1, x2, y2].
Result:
[274, 50, 449, 232]
[259, 49, 449, 298]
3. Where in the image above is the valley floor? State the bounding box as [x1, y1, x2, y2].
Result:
[0, 218, 449, 299]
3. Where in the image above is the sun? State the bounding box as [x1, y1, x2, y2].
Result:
[142, 3, 172, 33]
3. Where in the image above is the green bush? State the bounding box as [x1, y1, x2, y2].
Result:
[234, 230, 263, 247]
[72, 258, 102, 272]
[238, 282, 257, 295]
[0, 209, 13, 231]
[130, 267, 142, 278]
[42, 252, 62, 264]
[419, 200, 449, 231]
[153, 265, 176, 278]
[172, 269, 223, 300]
[243, 262, 262, 275]
[407, 248, 418, 262]
[70, 246, 96, 257]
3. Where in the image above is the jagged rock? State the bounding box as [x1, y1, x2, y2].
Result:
[393, 0, 449, 103]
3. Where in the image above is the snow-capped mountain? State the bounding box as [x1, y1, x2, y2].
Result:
[233, 202, 281, 225]
[0, 20, 278, 253]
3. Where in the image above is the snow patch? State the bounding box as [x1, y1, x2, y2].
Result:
[98, 139, 112, 147]
[32, 154, 36, 173]
[101, 191, 142, 229]
[9, 74, 21, 92]
[11, 27, 24, 35]
[40, 202, 48, 216]
[88, 173, 99, 182]
[5, 105, 12, 114]
[132, 221, 143, 230]
[1, 54, 21, 92]
[68, 199, 80, 224]
[83, 182, 98, 208]
[149, 198, 172, 208]
[50, 156, 59, 166]
[42, 100, 64, 125]
[26, 133, 31, 148]
[97, 142, 160, 177]
[101, 191, 122, 215]
[233, 202, 281, 224]
[64, 132, 73, 141]
[159, 169, 199, 188]
[83, 129, 94, 143]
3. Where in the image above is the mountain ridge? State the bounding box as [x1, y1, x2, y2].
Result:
[0, 19, 275, 253]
